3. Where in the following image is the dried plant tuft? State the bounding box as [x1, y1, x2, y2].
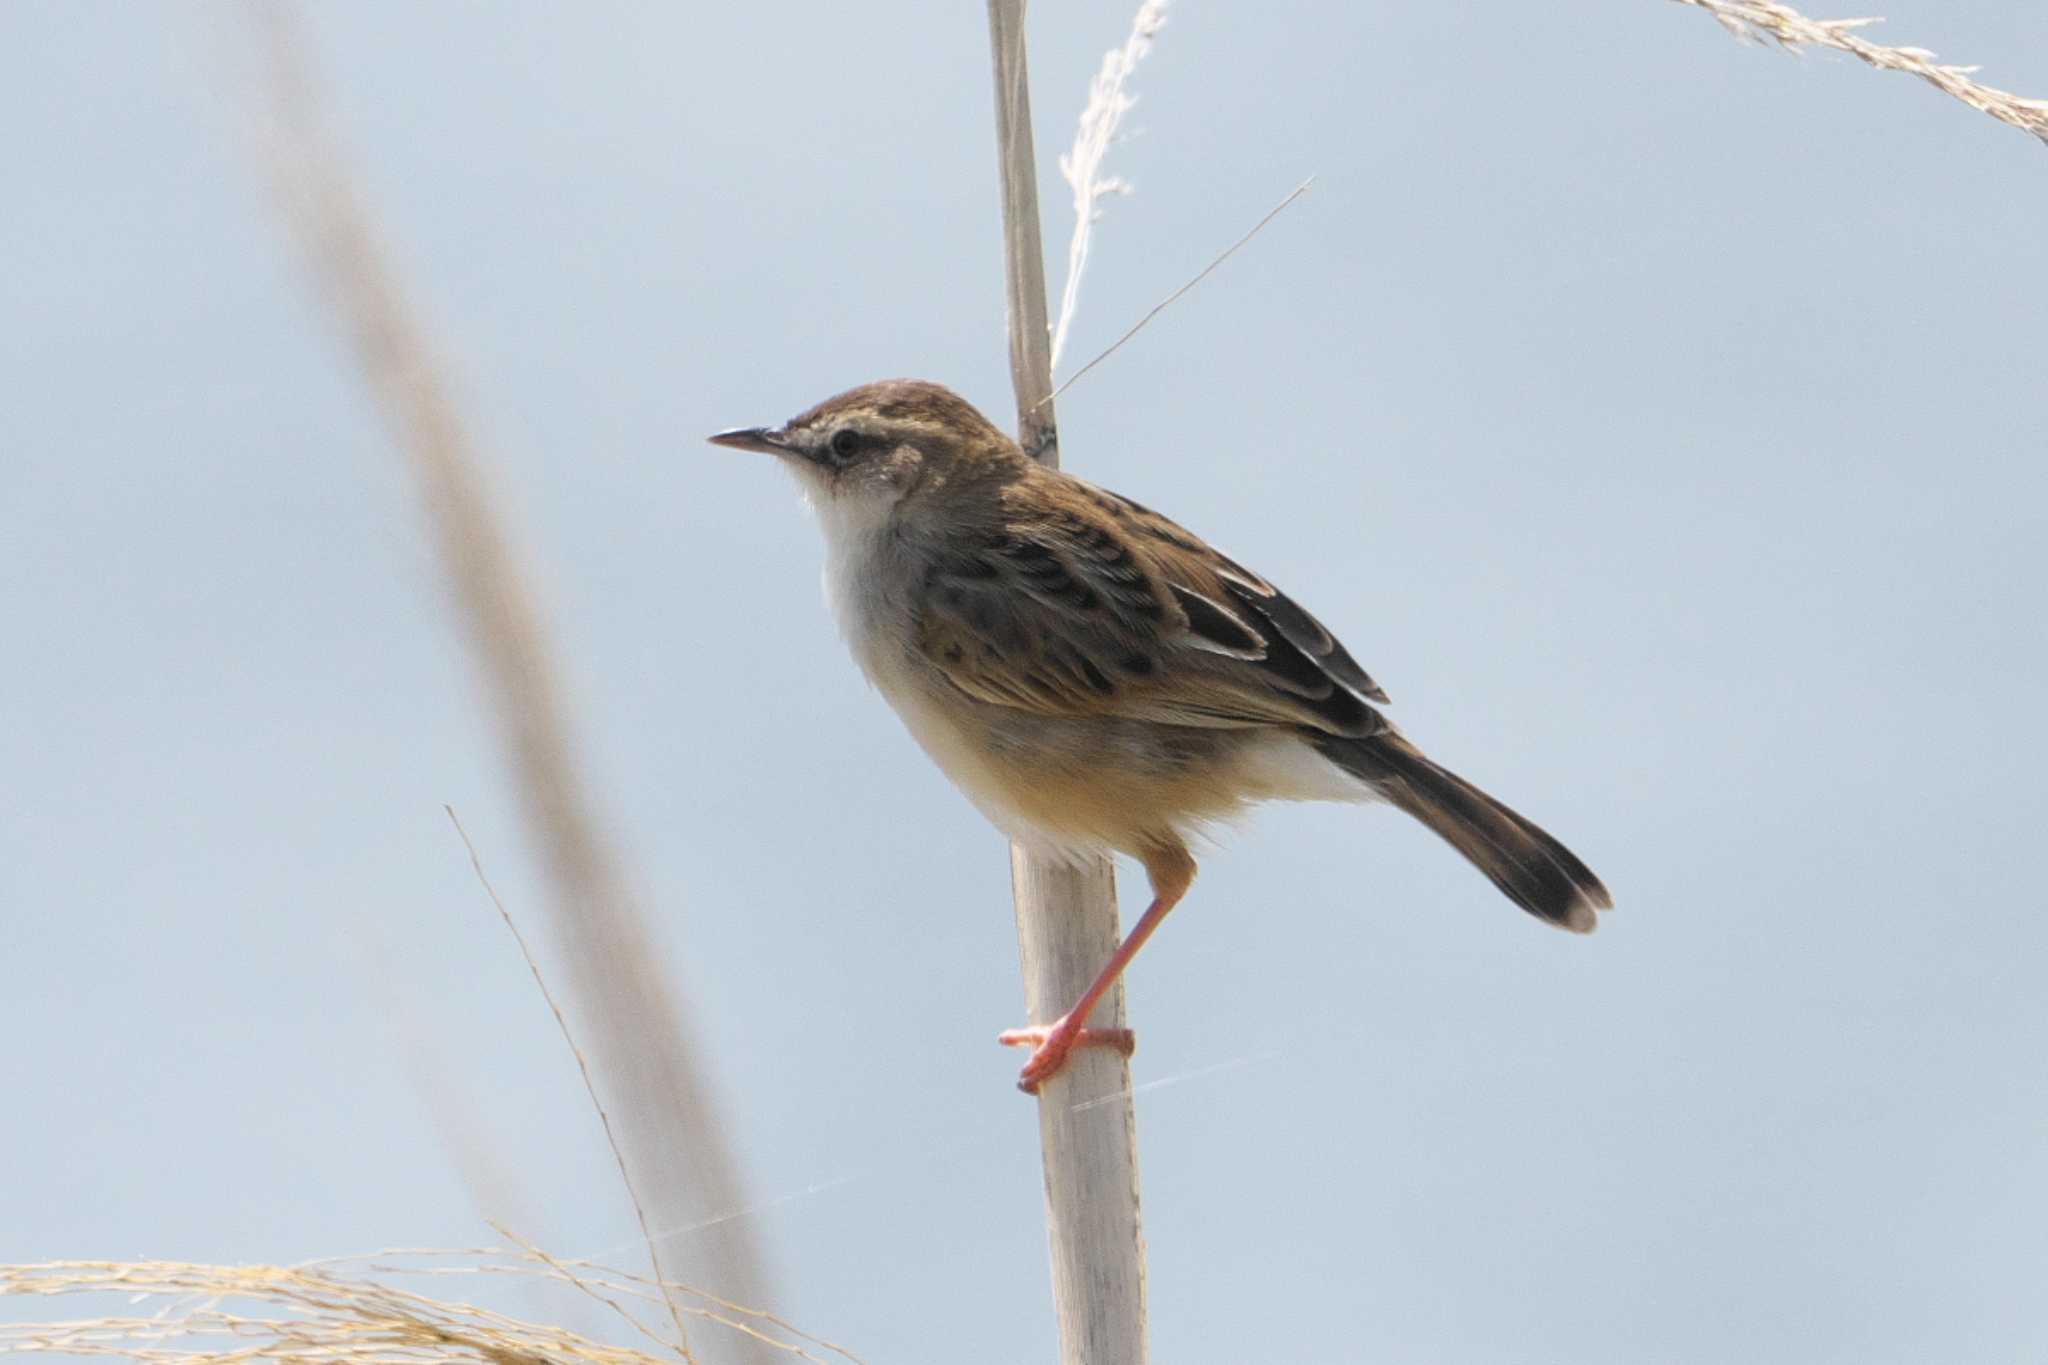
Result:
[0, 1252, 864, 1365]
[1050, 0, 1169, 369]
[1673, 0, 2048, 144]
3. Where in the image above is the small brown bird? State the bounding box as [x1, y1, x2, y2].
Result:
[711, 380, 1609, 1092]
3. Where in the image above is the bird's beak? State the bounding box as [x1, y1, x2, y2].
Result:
[707, 426, 790, 456]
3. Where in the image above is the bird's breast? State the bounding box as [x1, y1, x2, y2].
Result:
[811, 490, 913, 681]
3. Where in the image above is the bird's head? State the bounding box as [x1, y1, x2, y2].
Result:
[708, 380, 1020, 516]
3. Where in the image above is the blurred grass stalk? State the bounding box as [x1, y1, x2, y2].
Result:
[229, 7, 776, 1357]
[986, 4, 1150, 1365]
[1674, 0, 2048, 144]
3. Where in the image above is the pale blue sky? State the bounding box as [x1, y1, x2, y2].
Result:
[5, 4, 2046, 1362]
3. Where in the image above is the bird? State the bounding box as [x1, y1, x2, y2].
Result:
[709, 379, 1609, 1092]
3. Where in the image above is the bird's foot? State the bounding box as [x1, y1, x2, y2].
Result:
[997, 1016, 1136, 1094]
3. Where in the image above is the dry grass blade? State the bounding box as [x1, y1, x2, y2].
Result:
[447, 809, 689, 1356]
[228, 9, 777, 1354]
[0, 1256, 863, 1365]
[1050, 0, 1169, 369]
[1672, 0, 2048, 144]
[1043, 178, 1312, 410]
[498, 1247, 866, 1365]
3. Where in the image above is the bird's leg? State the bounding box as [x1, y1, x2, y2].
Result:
[999, 844, 1196, 1094]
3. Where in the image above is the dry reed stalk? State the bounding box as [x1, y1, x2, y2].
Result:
[1673, 0, 2048, 144]
[230, 9, 776, 1357]
[985, 3, 1149, 1364]
[0, 1254, 864, 1365]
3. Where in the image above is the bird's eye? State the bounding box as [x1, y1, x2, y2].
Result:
[829, 429, 862, 463]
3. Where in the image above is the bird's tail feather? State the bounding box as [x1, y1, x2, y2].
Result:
[1312, 731, 1611, 933]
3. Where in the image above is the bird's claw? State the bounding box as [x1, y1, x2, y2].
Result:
[998, 1018, 1136, 1093]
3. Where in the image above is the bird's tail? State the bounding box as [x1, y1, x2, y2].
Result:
[1311, 731, 1611, 933]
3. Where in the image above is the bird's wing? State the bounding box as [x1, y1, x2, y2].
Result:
[909, 473, 1391, 737]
